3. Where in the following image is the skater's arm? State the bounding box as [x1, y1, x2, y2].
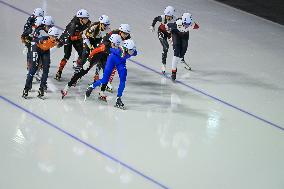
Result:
[67, 21, 77, 37]
[83, 23, 100, 49]
[151, 16, 162, 27]
[37, 37, 58, 51]
[57, 21, 77, 46]
[102, 29, 119, 43]
[193, 22, 199, 29]
[22, 27, 33, 37]
[23, 16, 35, 31]
[129, 49, 137, 57]
[88, 44, 106, 59]
[166, 22, 178, 34]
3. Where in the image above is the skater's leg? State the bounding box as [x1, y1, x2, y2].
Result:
[60, 43, 72, 69]
[98, 56, 108, 91]
[68, 68, 89, 87]
[86, 60, 114, 98]
[180, 38, 191, 70]
[80, 46, 90, 66]
[61, 65, 90, 99]
[24, 46, 39, 90]
[158, 33, 169, 73]
[40, 51, 51, 89]
[113, 64, 127, 109]
[55, 42, 72, 80]
[90, 65, 113, 89]
[72, 40, 84, 74]
[73, 39, 83, 60]
[116, 64, 127, 98]
[171, 34, 182, 80]
[26, 43, 32, 71]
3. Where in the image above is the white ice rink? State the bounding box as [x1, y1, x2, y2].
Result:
[0, 0, 284, 188]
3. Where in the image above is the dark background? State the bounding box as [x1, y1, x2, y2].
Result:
[215, 0, 284, 25]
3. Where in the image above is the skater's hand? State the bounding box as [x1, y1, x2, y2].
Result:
[21, 36, 29, 44]
[83, 60, 90, 70]
[149, 26, 155, 32]
[89, 45, 95, 51]
[57, 40, 63, 48]
[21, 36, 25, 43]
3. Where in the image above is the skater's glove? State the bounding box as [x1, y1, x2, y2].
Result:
[57, 40, 64, 48]
[149, 26, 155, 32]
[21, 36, 25, 43]
[193, 22, 199, 29]
[89, 45, 95, 51]
[21, 36, 29, 44]
[83, 60, 90, 70]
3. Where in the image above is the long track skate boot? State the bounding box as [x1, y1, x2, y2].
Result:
[181, 58, 191, 70]
[114, 97, 125, 110]
[54, 70, 62, 81]
[98, 91, 107, 102]
[161, 52, 167, 74]
[37, 88, 45, 99]
[61, 85, 70, 99]
[161, 64, 166, 75]
[73, 60, 82, 74]
[22, 88, 29, 99]
[85, 86, 93, 100]
[171, 69, 177, 81]
[55, 59, 67, 81]
[106, 82, 113, 93]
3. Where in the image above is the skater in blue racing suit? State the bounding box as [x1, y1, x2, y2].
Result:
[85, 39, 137, 109]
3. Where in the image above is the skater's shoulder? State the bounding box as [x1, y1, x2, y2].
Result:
[26, 15, 36, 22]
[89, 21, 100, 28]
[154, 15, 163, 20]
[111, 29, 120, 34]
[110, 47, 121, 56]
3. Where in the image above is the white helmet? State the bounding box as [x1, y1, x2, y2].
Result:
[182, 12, 192, 20]
[33, 8, 44, 17]
[176, 19, 183, 27]
[109, 34, 122, 47]
[76, 9, 89, 18]
[123, 39, 136, 50]
[181, 13, 192, 25]
[48, 27, 60, 37]
[164, 6, 175, 17]
[42, 16, 55, 26]
[34, 16, 43, 26]
[99, 15, 110, 25]
[119, 24, 131, 34]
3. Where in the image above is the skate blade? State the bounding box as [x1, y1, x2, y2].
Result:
[61, 90, 66, 99]
[114, 105, 126, 110]
[22, 95, 28, 99]
[54, 77, 61, 81]
[37, 95, 45, 100]
[184, 66, 191, 71]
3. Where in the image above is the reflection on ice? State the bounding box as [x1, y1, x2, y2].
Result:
[206, 110, 221, 139]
